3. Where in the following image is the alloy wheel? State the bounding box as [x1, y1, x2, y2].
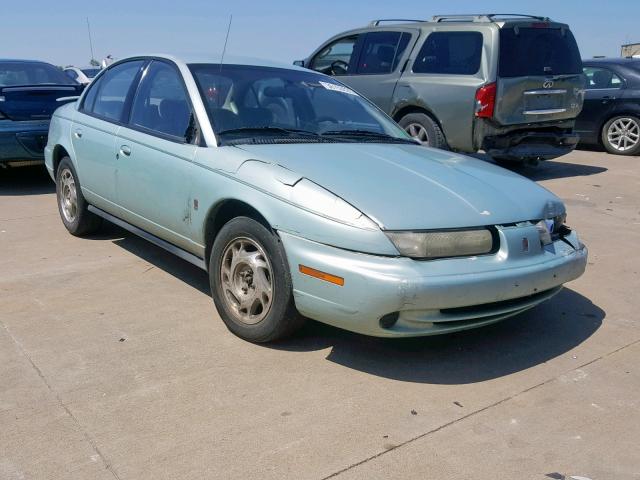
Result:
[59, 168, 78, 223]
[404, 123, 429, 145]
[220, 237, 273, 325]
[607, 117, 640, 152]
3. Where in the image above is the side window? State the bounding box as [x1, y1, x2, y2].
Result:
[310, 35, 359, 76]
[413, 31, 483, 75]
[583, 67, 623, 89]
[356, 32, 411, 75]
[65, 69, 79, 80]
[130, 61, 192, 140]
[83, 60, 144, 121]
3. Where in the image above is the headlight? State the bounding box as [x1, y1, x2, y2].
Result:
[385, 228, 494, 259]
[290, 179, 379, 230]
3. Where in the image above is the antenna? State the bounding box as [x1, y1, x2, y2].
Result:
[86, 17, 96, 65]
[219, 14, 233, 71]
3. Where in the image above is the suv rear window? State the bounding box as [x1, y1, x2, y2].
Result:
[499, 27, 582, 77]
[413, 32, 483, 75]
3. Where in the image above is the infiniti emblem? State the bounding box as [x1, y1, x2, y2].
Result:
[543, 80, 554, 89]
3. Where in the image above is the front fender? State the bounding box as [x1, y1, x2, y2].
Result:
[191, 148, 398, 256]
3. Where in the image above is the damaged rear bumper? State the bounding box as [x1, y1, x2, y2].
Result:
[483, 129, 579, 162]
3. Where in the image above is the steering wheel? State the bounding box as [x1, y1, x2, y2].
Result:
[330, 60, 349, 76]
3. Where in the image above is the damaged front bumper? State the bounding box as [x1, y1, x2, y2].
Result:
[280, 225, 587, 337]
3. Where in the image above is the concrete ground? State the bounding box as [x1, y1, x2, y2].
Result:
[1, 148, 638, 480]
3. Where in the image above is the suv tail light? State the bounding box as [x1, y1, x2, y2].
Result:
[475, 82, 496, 119]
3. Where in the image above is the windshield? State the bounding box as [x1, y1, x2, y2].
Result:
[499, 27, 582, 77]
[81, 68, 101, 78]
[0, 61, 77, 87]
[188, 64, 412, 145]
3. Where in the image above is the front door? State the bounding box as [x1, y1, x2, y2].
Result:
[115, 60, 198, 253]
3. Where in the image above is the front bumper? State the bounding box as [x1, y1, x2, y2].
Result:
[0, 120, 49, 164]
[280, 226, 587, 337]
[483, 130, 579, 162]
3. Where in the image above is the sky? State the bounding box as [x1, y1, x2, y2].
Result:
[2, 0, 639, 67]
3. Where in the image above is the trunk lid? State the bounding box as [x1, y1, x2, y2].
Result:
[493, 23, 585, 125]
[0, 85, 82, 121]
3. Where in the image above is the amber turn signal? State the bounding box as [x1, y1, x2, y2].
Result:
[299, 265, 344, 286]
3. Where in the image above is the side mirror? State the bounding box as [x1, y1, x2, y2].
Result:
[293, 60, 305, 68]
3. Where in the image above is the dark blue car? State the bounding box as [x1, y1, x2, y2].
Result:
[0, 59, 83, 167]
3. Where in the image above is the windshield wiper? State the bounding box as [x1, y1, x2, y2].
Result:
[218, 126, 320, 137]
[321, 129, 418, 144]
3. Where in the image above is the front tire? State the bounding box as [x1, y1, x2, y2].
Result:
[398, 112, 448, 149]
[56, 157, 102, 236]
[209, 216, 304, 342]
[602, 115, 640, 156]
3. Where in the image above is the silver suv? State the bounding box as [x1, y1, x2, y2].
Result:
[296, 14, 586, 163]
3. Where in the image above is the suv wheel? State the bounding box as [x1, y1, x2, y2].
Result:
[398, 113, 447, 149]
[209, 217, 304, 343]
[56, 157, 102, 236]
[602, 115, 640, 156]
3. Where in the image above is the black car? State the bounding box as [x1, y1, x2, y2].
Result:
[576, 58, 640, 156]
[0, 59, 83, 167]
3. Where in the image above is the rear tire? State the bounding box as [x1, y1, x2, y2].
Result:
[56, 157, 102, 236]
[601, 115, 640, 156]
[398, 112, 448, 149]
[209, 216, 304, 343]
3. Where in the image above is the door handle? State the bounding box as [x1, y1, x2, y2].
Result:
[74, 128, 83, 138]
[119, 145, 131, 157]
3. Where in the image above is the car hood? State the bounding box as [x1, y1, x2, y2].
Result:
[236, 143, 564, 230]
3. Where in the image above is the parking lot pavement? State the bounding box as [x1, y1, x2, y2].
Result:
[0, 149, 638, 480]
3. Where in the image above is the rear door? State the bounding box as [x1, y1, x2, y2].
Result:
[494, 24, 585, 126]
[574, 65, 624, 141]
[71, 60, 145, 206]
[337, 30, 416, 113]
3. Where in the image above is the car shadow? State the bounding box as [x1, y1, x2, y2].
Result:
[274, 288, 603, 384]
[473, 153, 608, 181]
[93, 222, 211, 295]
[98, 226, 603, 385]
[0, 165, 54, 195]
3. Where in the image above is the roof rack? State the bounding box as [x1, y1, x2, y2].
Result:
[432, 13, 550, 23]
[368, 19, 426, 27]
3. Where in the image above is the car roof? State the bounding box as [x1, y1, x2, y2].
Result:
[113, 53, 308, 72]
[583, 57, 640, 66]
[0, 58, 55, 64]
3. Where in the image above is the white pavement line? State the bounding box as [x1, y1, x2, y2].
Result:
[323, 337, 640, 480]
[0, 320, 122, 480]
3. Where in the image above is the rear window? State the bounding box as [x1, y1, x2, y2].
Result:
[0, 61, 77, 86]
[413, 32, 483, 75]
[499, 27, 582, 77]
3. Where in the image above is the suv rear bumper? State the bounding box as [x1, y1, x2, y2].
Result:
[483, 130, 579, 162]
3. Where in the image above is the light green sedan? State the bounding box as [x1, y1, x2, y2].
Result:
[45, 55, 587, 342]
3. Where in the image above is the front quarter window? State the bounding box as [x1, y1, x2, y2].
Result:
[309, 36, 359, 76]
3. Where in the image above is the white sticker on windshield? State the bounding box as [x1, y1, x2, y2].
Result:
[319, 81, 358, 96]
